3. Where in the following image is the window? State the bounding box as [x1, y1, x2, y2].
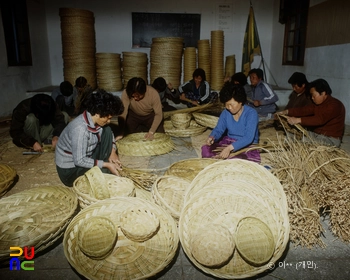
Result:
[1, 0, 32, 66]
[280, 0, 309, 65]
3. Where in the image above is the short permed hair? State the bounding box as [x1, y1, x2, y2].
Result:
[126, 77, 147, 98]
[219, 82, 247, 104]
[85, 89, 124, 117]
[231, 72, 248, 86]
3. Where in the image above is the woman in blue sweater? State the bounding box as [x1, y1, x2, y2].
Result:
[202, 83, 260, 162]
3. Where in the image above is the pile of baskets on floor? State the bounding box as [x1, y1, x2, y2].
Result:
[0, 158, 290, 279]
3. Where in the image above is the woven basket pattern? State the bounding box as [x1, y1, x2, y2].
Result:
[0, 186, 78, 260]
[192, 112, 219, 129]
[63, 197, 179, 280]
[73, 172, 135, 209]
[120, 207, 160, 242]
[178, 159, 289, 279]
[165, 158, 219, 181]
[151, 175, 190, 220]
[0, 164, 16, 197]
[235, 217, 275, 266]
[191, 223, 235, 268]
[164, 120, 206, 137]
[171, 113, 192, 129]
[85, 166, 110, 200]
[77, 216, 117, 259]
[116, 133, 175, 156]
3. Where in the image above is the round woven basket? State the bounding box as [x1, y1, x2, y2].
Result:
[151, 175, 190, 220]
[171, 113, 192, 129]
[235, 217, 275, 266]
[73, 172, 135, 209]
[190, 223, 235, 268]
[165, 158, 219, 181]
[192, 112, 219, 129]
[0, 186, 78, 260]
[116, 133, 175, 156]
[120, 207, 160, 242]
[78, 216, 117, 259]
[179, 179, 289, 279]
[63, 197, 179, 280]
[164, 120, 207, 138]
[0, 164, 17, 197]
[85, 166, 110, 200]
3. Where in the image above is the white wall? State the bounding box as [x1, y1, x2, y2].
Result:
[270, 0, 350, 125]
[1, 0, 349, 125]
[0, 0, 51, 119]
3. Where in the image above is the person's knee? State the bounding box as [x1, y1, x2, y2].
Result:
[25, 113, 39, 128]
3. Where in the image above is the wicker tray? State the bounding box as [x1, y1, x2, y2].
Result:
[117, 133, 175, 156]
[165, 158, 219, 181]
[179, 180, 289, 279]
[73, 173, 135, 209]
[63, 197, 179, 280]
[192, 112, 219, 129]
[151, 175, 190, 220]
[0, 164, 17, 197]
[164, 120, 207, 137]
[0, 186, 78, 260]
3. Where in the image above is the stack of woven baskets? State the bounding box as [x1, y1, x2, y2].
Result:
[95, 52, 123, 91]
[122, 51, 148, 87]
[210, 30, 225, 91]
[59, 8, 97, 88]
[179, 159, 290, 278]
[197, 39, 211, 83]
[63, 197, 179, 280]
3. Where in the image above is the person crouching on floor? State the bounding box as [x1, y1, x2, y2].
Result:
[202, 82, 260, 162]
[55, 89, 124, 187]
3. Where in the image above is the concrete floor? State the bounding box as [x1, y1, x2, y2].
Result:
[1, 122, 350, 280]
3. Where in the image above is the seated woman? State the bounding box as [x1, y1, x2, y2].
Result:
[178, 68, 217, 107]
[55, 89, 124, 187]
[202, 82, 260, 162]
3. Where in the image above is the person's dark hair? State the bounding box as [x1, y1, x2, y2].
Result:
[126, 77, 147, 98]
[59, 81, 73, 97]
[231, 72, 248, 86]
[152, 77, 167, 92]
[85, 89, 124, 117]
[75, 76, 87, 88]
[192, 68, 206, 81]
[30, 94, 56, 126]
[248, 68, 264, 80]
[288, 72, 308, 87]
[309, 79, 332, 95]
[219, 82, 247, 104]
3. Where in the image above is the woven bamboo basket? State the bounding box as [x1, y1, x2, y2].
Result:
[151, 175, 190, 220]
[0, 164, 17, 197]
[116, 133, 175, 156]
[234, 217, 275, 266]
[73, 171, 135, 209]
[77, 216, 117, 260]
[85, 166, 110, 200]
[164, 120, 206, 137]
[165, 158, 219, 181]
[179, 180, 289, 279]
[120, 207, 160, 242]
[192, 112, 219, 129]
[170, 113, 192, 129]
[0, 186, 78, 260]
[63, 197, 179, 280]
[190, 223, 235, 268]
